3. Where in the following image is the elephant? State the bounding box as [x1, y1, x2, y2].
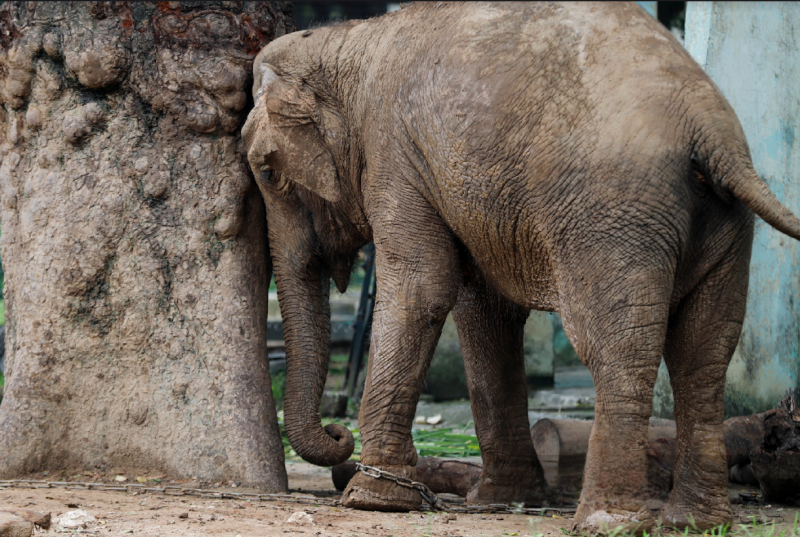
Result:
[241, 2, 800, 532]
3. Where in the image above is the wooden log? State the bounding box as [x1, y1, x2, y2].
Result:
[415, 457, 482, 497]
[724, 414, 766, 466]
[750, 396, 800, 505]
[530, 419, 677, 491]
[333, 412, 767, 501]
[529, 418, 593, 491]
[531, 415, 764, 498]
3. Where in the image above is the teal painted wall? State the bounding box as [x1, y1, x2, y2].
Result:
[683, 2, 800, 416]
[635, 1, 658, 19]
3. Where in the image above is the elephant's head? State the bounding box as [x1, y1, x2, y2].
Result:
[242, 60, 341, 203]
[242, 34, 367, 467]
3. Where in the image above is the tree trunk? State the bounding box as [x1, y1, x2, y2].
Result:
[0, 1, 294, 490]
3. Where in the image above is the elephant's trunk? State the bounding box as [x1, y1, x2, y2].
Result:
[245, 79, 353, 467]
[269, 204, 354, 467]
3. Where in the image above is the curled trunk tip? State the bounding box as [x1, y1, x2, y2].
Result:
[323, 423, 356, 463]
[287, 421, 354, 467]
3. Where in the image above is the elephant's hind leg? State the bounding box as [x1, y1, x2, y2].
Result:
[341, 190, 461, 512]
[660, 246, 750, 530]
[564, 267, 671, 534]
[452, 274, 548, 506]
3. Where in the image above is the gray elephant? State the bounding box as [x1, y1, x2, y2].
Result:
[242, 2, 800, 532]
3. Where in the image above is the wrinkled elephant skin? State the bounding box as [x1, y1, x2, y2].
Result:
[241, 2, 800, 532]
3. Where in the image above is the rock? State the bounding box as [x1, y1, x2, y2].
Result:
[439, 513, 457, 523]
[53, 510, 96, 530]
[178, 513, 188, 519]
[582, 510, 646, 534]
[114, 474, 127, 482]
[286, 511, 314, 525]
[425, 414, 442, 425]
[5, 510, 49, 530]
[0, 512, 33, 537]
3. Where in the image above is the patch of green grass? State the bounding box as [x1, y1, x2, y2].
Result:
[0, 298, 4, 387]
[277, 415, 481, 461]
[271, 369, 285, 405]
[411, 428, 481, 458]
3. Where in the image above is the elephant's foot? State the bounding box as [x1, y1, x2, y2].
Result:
[574, 497, 654, 535]
[466, 466, 547, 506]
[661, 492, 732, 530]
[342, 465, 421, 512]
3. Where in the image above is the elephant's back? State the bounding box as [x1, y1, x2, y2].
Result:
[361, 2, 714, 310]
[376, 2, 704, 188]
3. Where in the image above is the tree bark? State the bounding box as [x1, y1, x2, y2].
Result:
[0, 1, 294, 490]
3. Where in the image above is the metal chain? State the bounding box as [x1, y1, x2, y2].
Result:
[354, 462, 576, 517]
[0, 479, 341, 508]
[355, 462, 447, 511]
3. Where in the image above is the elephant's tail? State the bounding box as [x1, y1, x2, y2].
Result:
[688, 85, 800, 241]
[719, 163, 800, 241]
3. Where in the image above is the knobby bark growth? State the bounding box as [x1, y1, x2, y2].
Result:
[0, 1, 294, 490]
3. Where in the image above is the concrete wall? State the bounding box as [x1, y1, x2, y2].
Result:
[654, 2, 800, 417]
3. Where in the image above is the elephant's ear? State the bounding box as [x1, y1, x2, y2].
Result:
[250, 63, 340, 203]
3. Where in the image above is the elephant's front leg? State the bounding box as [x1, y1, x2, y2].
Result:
[341, 204, 460, 512]
[452, 275, 548, 505]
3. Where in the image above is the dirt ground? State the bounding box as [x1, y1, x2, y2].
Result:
[1, 462, 797, 537]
